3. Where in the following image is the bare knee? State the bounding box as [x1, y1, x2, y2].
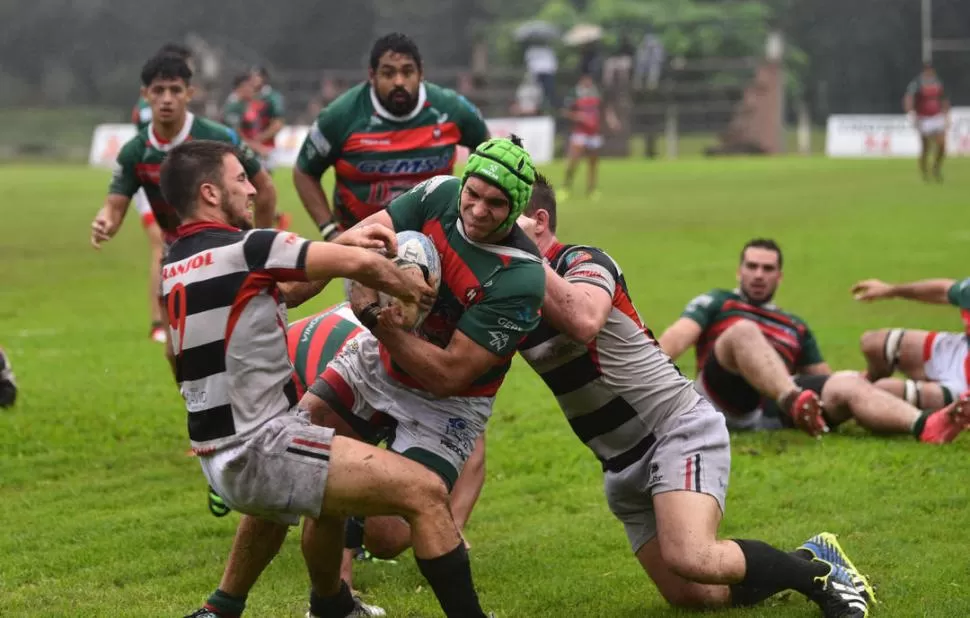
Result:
[363, 516, 411, 559]
[820, 370, 867, 410]
[723, 319, 761, 342]
[658, 538, 718, 583]
[859, 329, 886, 358]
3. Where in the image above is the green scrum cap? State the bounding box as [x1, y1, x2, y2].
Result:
[461, 134, 536, 235]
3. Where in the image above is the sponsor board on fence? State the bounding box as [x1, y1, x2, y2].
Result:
[825, 108, 970, 157]
[89, 116, 556, 169]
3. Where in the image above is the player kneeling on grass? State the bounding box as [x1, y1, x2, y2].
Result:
[516, 178, 872, 616]
[156, 139, 494, 618]
[853, 275, 970, 416]
[657, 239, 969, 444]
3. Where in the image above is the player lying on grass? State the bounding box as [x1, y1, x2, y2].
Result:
[156, 140, 496, 618]
[853, 275, 970, 412]
[515, 178, 872, 616]
[197, 136, 546, 618]
[91, 53, 277, 375]
[657, 239, 969, 443]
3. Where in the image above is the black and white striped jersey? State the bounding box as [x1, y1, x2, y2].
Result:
[518, 243, 700, 472]
[162, 222, 310, 453]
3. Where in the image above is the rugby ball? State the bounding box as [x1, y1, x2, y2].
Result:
[379, 231, 442, 330]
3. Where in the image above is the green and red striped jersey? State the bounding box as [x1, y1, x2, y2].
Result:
[385, 175, 545, 397]
[296, 82, 489, 229]
[682, 288, 823, 372]
[108, 113, 262, 243]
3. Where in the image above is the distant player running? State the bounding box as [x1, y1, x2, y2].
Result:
[91, 54, 277, 373]
[559, 72, 619, 201]
[904, 62, 950, 182]
[657, 239, 969, 443]
[853, 275, 970, 411]
[131, 44, 193, 342]
[294, 32, 490, 241]
[516, 179, 872, 617]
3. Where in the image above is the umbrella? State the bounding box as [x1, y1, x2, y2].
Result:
[515, 20, 560, 44]
[563, 23, 604, 46]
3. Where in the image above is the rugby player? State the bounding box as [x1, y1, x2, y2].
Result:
[220, 73, 255, 137]
[853, 275, 970, 413]
[657, 239, 969, 443]
[0, 348, 16, 408]
[246, 66, 285, 171]
[160, 140, 489, 618]
[559, 72, 619, 201]
[293, 32, 490, 241]
[207, 136, 545, 617]
[903, 62, 950, 182]
[91, 54, 277, 373]
[516, 178, 872, 616]
[286, 300, 486, 592]
[131, 44, 193, 342]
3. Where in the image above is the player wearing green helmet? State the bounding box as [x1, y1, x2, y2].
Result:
[200, 135, 544, 618]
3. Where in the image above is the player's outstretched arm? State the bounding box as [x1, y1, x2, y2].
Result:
[304, 245, 432, 308]
[540, 264, 613, 343]
[851, 278, 955, 305]
[249, 169, 277, 229]
[656, 318, 703, 362]
[279, 226, 400, 308]
[90, 194, 131, 249]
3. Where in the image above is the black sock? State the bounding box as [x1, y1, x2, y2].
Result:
[730, 550, 813, 606]
[728, 539, 828, 606]
[415, 542, 487, 618]
[205, 589, 246, 618]
[344, 517, 364, 550]
[308, 581, 355, 618]
[911, 412, 930, 439]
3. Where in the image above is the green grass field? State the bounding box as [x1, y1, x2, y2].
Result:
[1, 157, 969, 617]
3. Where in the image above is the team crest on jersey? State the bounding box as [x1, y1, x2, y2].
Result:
[432, 126, 442, 139]
[465, 285, 483, 305]
[564, 251, 593, 267]
[488, 330, 510, 351]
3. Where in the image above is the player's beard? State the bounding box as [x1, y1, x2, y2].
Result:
[739, 283, 775, 306]
[221, 195, 253, 230]
[381, 86, 418, 117]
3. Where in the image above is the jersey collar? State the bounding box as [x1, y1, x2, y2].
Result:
[176, 220, 240, 238]
[544, 241, 566, 262]
[455, 217, 542, 263]
[370, 83, 427, 122]
[733, 287, 778, 310]
[149, 112, 195, 152]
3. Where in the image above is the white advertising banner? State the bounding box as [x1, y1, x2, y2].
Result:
[825, 108, 970, 157]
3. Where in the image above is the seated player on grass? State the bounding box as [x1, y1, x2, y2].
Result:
[657, 239, 969, 443]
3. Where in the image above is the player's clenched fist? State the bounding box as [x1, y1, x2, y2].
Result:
[851, 279, 893, 302]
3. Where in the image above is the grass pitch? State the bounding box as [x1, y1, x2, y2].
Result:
[1, 156, 968, 617]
